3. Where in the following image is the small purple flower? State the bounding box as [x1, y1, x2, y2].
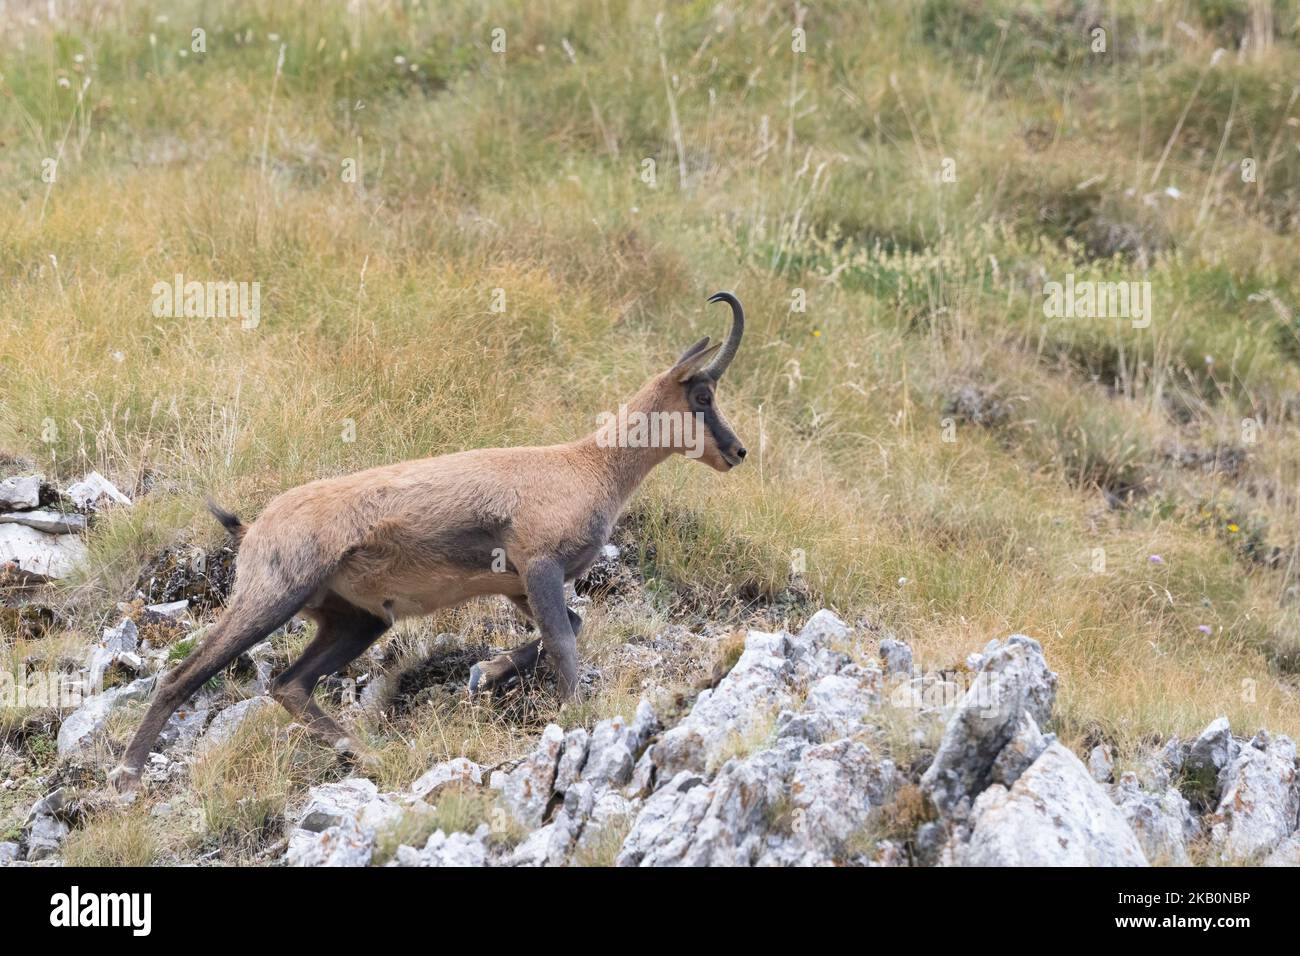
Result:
[1148, 554, 1164, 565]
[1197, 624, 1212, 635]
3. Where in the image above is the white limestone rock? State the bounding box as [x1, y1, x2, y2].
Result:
[1110, 772, 1199, 865]
[285, 816, 373, 867]
[1208, 734, 1299, 863]
[66, 471, 132, 511]
[921, 634, 1058, 819]
[56, 676, 155, 755]
[0, 510, 86, 534]
[955, 743, 1147, 867]
[652, 629, 796, 778]
[411, 757, 484, 800]
[500, 723, 565, 828]
[0, 475, 41, 510]
[0, 524, 88, 579]
[390, 826, 489, 867]
[193, 696, 276, 755]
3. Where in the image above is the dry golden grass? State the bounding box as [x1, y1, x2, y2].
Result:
[371, 786, 525, 865]
[3, 1, 1300, 827]
[60, 804, 159, 867]
[188, 708, 340, 857]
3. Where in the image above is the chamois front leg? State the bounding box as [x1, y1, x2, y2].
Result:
[523, 558, 580, 698]
[469, 596, 583, 697]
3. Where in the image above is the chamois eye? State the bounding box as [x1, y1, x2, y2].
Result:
[695, 390, 712, 406]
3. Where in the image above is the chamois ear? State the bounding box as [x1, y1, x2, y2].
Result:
[668, 338, 722, 382]
[674, 335, 711, 365]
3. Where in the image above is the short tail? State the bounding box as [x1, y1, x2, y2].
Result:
[206, 499, 246, 547]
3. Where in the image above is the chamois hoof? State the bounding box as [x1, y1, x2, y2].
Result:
[333, 737, 380, 773]
[468, 654, 525, 699]
[106, 764, 141, 797]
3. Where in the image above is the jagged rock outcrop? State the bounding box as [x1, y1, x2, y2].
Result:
[1208, 732, 1299, 863]
[285, 778, 412, 867]
[920, 635, 1058, 818]
[270, 611, 900, 869]
[615, 614, 894, 867]
[618, 734, 895, 867]
[389, 827, 491, 867]
[497, 703, 660, 865]
[1111, 772, 1199, 865]
[19, 598, 1293, 870]
[511, 781, 636, 866]
[286, 816, 375, 867]
[987, 711, 1054, 788]
[1182, 716, 1238, 808]
[954, 743, 1148, 866]
[650, 630, 798, 779]
[497, 723, 565, 829]
[253, 612, 1292, 869]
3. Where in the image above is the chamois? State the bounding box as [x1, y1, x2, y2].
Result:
[110, 292, 747, 792]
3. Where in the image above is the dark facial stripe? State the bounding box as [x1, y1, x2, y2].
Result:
[701, 402, 737, 453]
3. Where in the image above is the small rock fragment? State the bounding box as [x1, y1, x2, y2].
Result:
[25, 814, 70, 862]
[1182, 717, 1238, 809]
[144, 600, 190, 619]
[1088, 744, 1114, 784]
[66, 472, 132, 511]
[194, 697, 277, 755]
[0, 510, 87, 534]
[879, 638, 915, 677]
[0, 475, 42, 510]
[411, 758, 484, 800]
[56, 677, 155, 755]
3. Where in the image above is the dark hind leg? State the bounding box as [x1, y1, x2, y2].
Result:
[468, 593, 582, 697]
[269, 593, 389, 759]
[110, 581, 318, 792]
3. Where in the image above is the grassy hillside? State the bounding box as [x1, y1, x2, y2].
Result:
[2, 0, 1300, 817]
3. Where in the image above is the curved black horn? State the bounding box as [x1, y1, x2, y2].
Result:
[702, 291, 744, 380]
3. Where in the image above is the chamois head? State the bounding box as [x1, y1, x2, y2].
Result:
[659, 291, 748, 472]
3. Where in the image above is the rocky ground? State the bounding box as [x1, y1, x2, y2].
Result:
[4, 559, 1298, 865]
[2, 464, 1298, 866]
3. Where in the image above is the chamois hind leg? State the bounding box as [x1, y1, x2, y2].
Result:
[468, 595, 582, 698]
[109, 581, 319, 793]
[269, 593, 388, 762]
